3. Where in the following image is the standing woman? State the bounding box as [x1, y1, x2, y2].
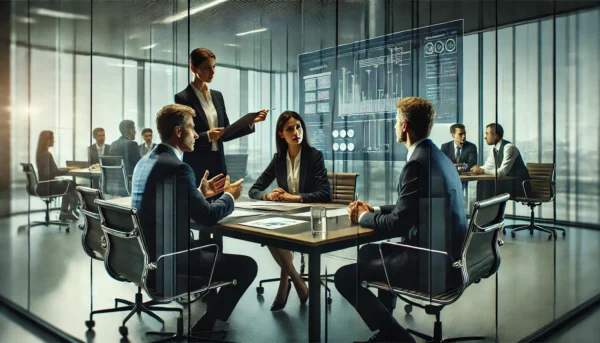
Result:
[35, 131, 79, 221]
[175, 48, 269, 186]
[249, 111, 332, 311]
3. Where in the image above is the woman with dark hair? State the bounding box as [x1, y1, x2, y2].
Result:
[249, 111, 332, 311]
[36, 130, 79, 221]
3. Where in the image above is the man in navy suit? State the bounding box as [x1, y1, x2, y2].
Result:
[440, 123, 478, 170]
[131, 104, 256, 333]
[107, 120, 141, 176]
[336, 97, 467, 343]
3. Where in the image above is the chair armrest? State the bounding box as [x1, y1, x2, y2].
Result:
[35, 179, 71, 197]
[153, 244, 220, 293]
[522, 179, 555, 202]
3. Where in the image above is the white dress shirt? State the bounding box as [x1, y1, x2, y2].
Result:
[190, 83, 219, 152]
[286, 148, 302, 195]
[161, 142, 234, 202]
[96, 144, 105, 157]
[482, 140, 519, 177]
[359, 138, 427, 222]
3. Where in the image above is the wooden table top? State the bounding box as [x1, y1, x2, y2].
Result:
[459, 173, 514, 181]
[68, 168, 101, 177]
[106, 196, 375, 247]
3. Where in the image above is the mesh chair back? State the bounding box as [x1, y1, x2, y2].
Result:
[328, 172, 359, 204]
[461, 193, 509, 288]
[21, 163, 39, 196]
[525, 163, 554, 201]
[99, 156, 130, 197]
[95, 199, 147, 284]
[224, 154, 248, 180]
[77, 187, 106, 260]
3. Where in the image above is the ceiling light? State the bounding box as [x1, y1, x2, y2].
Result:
[140, 43, 158, 50]
[31, 8, 90, 20]
[236, 28, 267, 36]
[16, 16, 36, 24]
[107, 63, 138, 68]
[156, 0, 228, 24]
[224, 44, 238, 47]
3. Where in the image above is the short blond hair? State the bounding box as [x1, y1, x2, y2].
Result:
[156, 104, 196, 140]
[397, 97, 435, 140]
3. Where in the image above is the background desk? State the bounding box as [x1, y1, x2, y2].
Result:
[107, 196, 377, 342]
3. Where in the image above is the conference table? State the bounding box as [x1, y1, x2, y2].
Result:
[107, 196, 379, 342]
[68, 168, 101, 178]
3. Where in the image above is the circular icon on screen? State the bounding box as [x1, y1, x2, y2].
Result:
[347, 129, 355, 138]
[333, 143, 339, 151]
[435, 41, 444, 53]
[445, 38, 456, 52]
[332, 130, 339, 138]
[340, 143, 347, 151]
[425, 42, 434, 55]
[348, 143, 355, 151]
[340, 130, 347, 138]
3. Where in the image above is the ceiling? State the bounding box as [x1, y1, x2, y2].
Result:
[10, 0, 599, 72]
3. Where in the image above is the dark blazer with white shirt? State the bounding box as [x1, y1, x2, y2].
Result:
[175, 85, 254, 186]
[108, 136, 141, 176]
[88, 143, 110, 165]
[248, 147, 332, 203]
[139, 143, 156, 156]
[440, 140, 478, 170]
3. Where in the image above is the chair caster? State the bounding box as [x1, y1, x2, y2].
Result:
[327, 297, 332, 305]
[530, 230, 534, 235]
[256, 286, 264, 295]
[404, 304, 412, 314]
[85, 320, 95, 329]
[562, 231, 566, 237]
[78, 224, 85, 230]
[548, 234, 552, 241]
[119, 325, 128, 337]
[511, 232, 515, 238]
[66, 227, 70, 233]
[502, 228, 506, 235]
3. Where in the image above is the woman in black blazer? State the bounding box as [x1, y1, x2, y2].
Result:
[249, 111, 332, 311]
[35, 131, 79, 221]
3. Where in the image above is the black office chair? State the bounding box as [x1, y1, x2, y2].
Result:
[503, 163, 565, 240]
[95, 199, 236, 341]
[76, 186, 144, 330]
[362, 193, 509, 343]
[20, 163, 70, 231]
[99, 156, 130, 197]
[256, 173, 360, 305]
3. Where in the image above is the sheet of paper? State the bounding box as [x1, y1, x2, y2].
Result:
[291, 208, 348, 218]
[240, 217, 307, 230]
[221, 112, 259, 140]
[228, 209, 259, 218]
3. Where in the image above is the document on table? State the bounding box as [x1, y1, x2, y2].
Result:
[235, 201, 309, 211]
[228, 209, 259, 218]
[291, 208, 348, 218]
[240, 217, 307, 230]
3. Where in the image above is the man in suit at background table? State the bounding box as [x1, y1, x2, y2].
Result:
[139, 128, 157, 156]
[335, 97, 467, 343]
[88, 127, 110, 166]
[131, 104, 256, 334]
[441, 123, 478, 171]
[107, 120, 141, 176]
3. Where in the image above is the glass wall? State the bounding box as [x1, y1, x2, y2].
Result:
[1, 1, 598, 342]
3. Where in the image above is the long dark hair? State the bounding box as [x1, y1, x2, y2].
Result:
[36, 130, 54, 165]
[275, 111, 311, 155]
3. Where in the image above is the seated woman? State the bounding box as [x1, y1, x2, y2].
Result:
[249, 111, 331, 311]
[36, 130, 79, 221]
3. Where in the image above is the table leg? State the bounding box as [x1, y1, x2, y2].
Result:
[308, 251, 321, 342]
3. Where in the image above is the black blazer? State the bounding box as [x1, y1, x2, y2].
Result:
[360, 139, 467, 261]
[248, 147, 332, 203]
[139, 143, 157, 156]
[131, 143, 234, 261]
[175, 85, 254, 185]
[36, 151, 65, 181]
[440, 140, 478, 170]
[88, 144, 110, 165]
[108, 136, 141, 176]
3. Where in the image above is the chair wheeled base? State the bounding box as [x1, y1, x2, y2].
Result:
[146, 314, 229, 343]
[403, 303, 484, 343]
[30, 199, 71, 232]
[503, 203, 565, 240]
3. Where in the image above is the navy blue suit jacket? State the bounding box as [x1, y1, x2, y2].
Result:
[131, 143, 234, 260]
[175, 85, 254, 185]
[108, 136, 141, 176]
[248, 147, 332, 203]
[359, 139, 467, 261]
[440, 140, 478, 170]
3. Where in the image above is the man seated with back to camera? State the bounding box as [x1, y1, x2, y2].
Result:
[131, 104, 257, 334]
[335, 97, 467, 343]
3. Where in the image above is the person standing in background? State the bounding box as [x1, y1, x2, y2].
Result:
[139, 128, 156, 156]
[88, 127, 110, 166]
